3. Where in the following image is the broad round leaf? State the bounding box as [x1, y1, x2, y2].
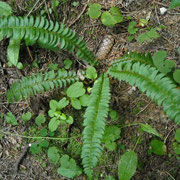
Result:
[71, 98, 81, 109]
[35, 114, 46, 126]
[118, 150, 137, 180]
[48, 117, 60, 132]
[101, 11, 116, 26]
[50, 100, 59, 111]
[110, 7, 123, 23]
[175, 128, 180, 142]
[21, 112, 32, 122]
[173, 69, 180, 84]
[64, 59, 72, 69]
[86, 66, 97, 80]
[150, 139, 166, 155]
[0, 1, 12, 16]
[66, 82, 85, 98]
[48, 146, 60, 164]
[79, 94, 90, 107]
[88, 3, 102, 19]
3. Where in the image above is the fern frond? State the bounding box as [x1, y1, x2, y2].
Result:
[81, 74, 110, 178]
[108, 62, 180, 124]
[0, 16, 95, 64]
[110, 51, 153, 67]
[6, 70, 78, 102]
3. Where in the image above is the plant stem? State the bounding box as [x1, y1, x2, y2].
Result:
[0, 130, 80, 141]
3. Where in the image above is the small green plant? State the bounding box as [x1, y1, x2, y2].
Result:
[88, 3, 123, 26]
[5, 112, 18, 125]
[173, 128, 180, 155]
[137, 28, 160, 44]
[48, 97, 73, 131]
[57, 154, 82, 178]
[102, 125, 121, 151]
[169, 0, 180, 9]
[149, 139, 166, 156]
[21, 112, 32, 122]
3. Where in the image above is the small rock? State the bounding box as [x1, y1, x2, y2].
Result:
[160, 7, 167, 15]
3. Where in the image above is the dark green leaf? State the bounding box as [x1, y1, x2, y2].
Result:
[150, 139, 166, 155]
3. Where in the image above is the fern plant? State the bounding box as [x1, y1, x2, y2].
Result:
[1, 14, 180, 179]
[0, 15, 95, 66]
[81, 74, 110, 177]
[6, 70, 79, 102]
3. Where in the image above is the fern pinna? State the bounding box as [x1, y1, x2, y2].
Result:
[6, 70, 78, 102]
[0, 16, 95, 65]
[108, 54, 180, 124]
[81, 74, 110, 178]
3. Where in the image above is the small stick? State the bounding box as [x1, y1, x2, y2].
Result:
[69, 1, 89, 27]
[27, 46, 34, 62]
[13, 144, 31, 177]
[135, 102, 151, 116]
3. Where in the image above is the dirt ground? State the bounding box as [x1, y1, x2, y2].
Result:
[0, 0, 180, 179]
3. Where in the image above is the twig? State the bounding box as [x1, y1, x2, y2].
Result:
[164, 125, 177, 144]
[13, 144, 30, 178]
[135, 102, 151, 116]
[26, 46, 34, 62]
[26, 0, 46, 17]
[68, 1, 89, 27]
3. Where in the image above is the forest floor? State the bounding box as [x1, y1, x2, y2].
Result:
[0, 0, 180, 179]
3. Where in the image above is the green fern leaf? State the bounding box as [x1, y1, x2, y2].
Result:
[81, 74, 110, 178]
[108, 61, 180, 124]
[6, 70, 78, 102]
[110, 51, 153, 67]
[0, 16, 95, 64]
